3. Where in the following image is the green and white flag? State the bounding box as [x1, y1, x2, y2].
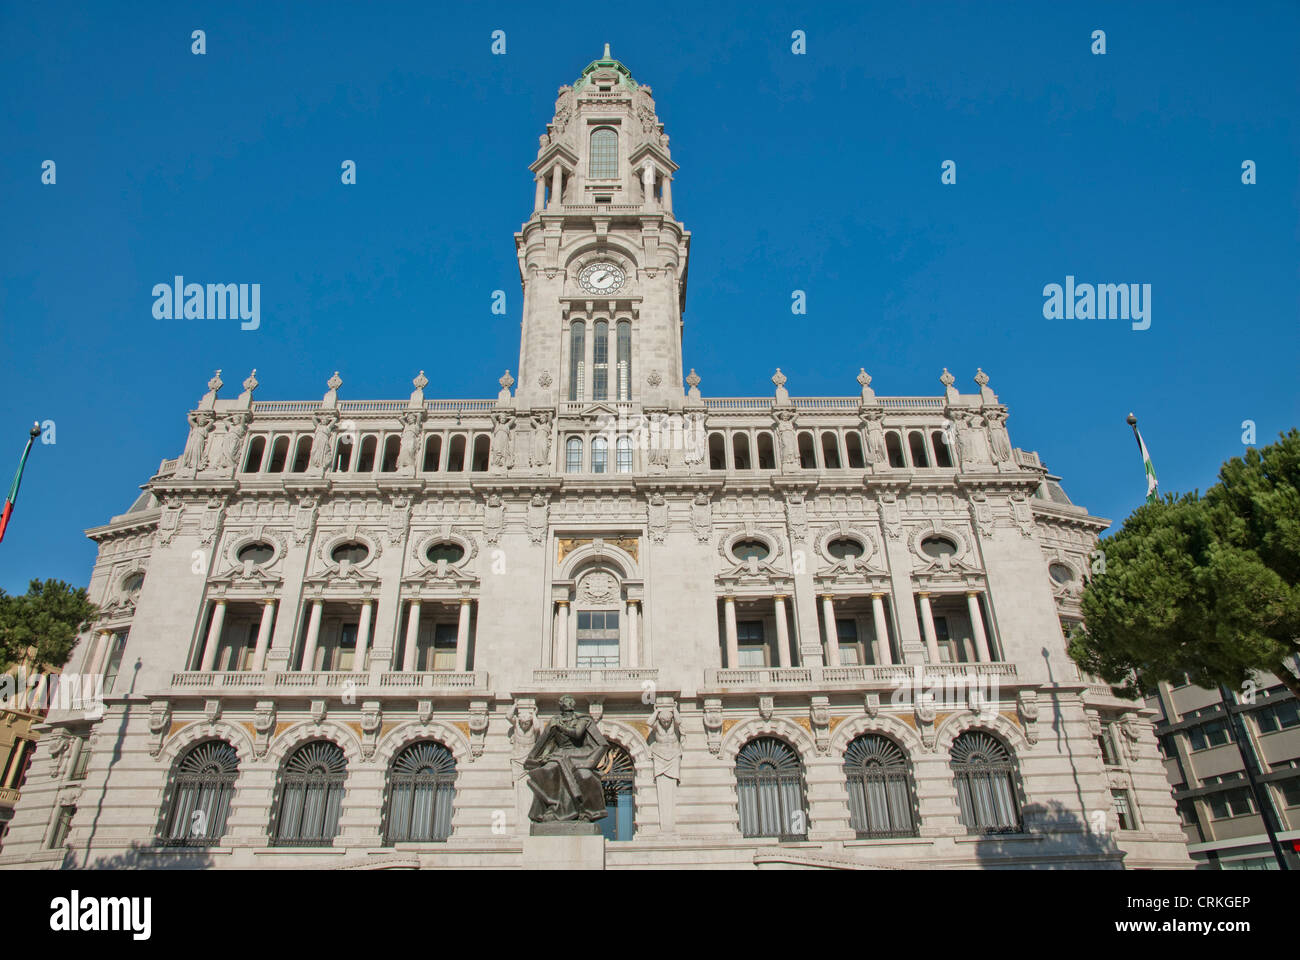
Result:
[1127, 414, 1159, 503]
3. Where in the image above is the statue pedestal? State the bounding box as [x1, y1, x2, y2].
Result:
[522, 824, 605, 870]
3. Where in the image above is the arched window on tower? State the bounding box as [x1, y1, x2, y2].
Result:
[735, 737, 807, 839]
[797, 432, 817, 469]
[708, 432, 726, 470]
[843, 734, 918, 838]
[446, 435, 466, 472]
[616, 320, 632, 401]
[292, 436, 312, 473]
[272, 741, 347, 846]
[908, 430, 930, 468]
[845, 432, 866, 469]
[885, 431, 906, 468]
[590, 127, 618, 179]
[383, 741, 457, 844]
[616, 435, 633, 473]
[381, 435, 401, 472]
[159, 740, 239, 846]
[243, 436, 266, 473]
[566, 436, 583, 473]
[756, 432, 776, 469]
[471, 435, 490, 472]
[593, 320, 609, 400]
[931, 430, 954, 468]
[569, 321, 586, 401]
[732, 433, 751, 470]
[951, 731, 1022, 834]
[591, 436, 608, 473]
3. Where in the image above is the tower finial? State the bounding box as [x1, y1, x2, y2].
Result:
[603, 42, 611, 59]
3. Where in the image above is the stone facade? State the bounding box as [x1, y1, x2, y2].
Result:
[0, 49, 1191, 870]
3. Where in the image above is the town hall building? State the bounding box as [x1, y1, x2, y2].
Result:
[0, 49, 1190, 870]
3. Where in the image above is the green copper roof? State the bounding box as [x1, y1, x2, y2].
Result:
[575, 43, 637, 90]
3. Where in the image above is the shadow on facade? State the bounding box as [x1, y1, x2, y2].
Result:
[61, 841, 215, 871]
[974, 800, 1123, 869]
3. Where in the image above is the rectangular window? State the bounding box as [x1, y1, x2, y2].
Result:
[69, 737, 91, 781]
[593, 321, 609, 400]
[1175, 798, 1198, 827]
[1256, 699, 1300, 733]
[1209, 787, 1254, 819]
[49, 806, 75, 849]
[1277, 777, 1300, 808]
[1111, 789, 1135, 830]
[335, 623, 358, 670]
[102, 633, 127, 691]
[432, 623, 458, 671]
[568, 322, 585, 401]
[1098, 729, 1120, 767]
[576, 611, 620, 668]
[737, 621, 766, 667]
[836, 619, 860, 665]
[616, 321, 631, 401]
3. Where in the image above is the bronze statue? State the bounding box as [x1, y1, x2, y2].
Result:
[524, 695, 609, 823]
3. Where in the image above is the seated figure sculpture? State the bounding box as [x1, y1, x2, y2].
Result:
[524, 695, 610, 823]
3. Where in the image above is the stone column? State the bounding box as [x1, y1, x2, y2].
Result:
[662, 175, 673, 214]
[773, 595, 792, 668]
[550, 164, 563, 209]
[301, 599, 324, 672]
[402, 599, 421, 672]
[821, 594, 841, 667]
[871, 593, 893, 666]
[88, 630, 112, 676]
[917, 593, 941, 664]
[626, 599, 639, 668]
[355, 599, 373, 670]
[642, 162, 655, 207]
[199, 601, 227, 672]
[533, 176, 546, 213]
[251, 599, 276, 671]
[967, 592, 992, 663]
[723, 597, 739, 668]
[554, 600, 569, 668]
[455, 599, 472, 672]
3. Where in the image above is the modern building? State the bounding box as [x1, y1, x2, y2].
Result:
[0, 49, 1191, 870]
[1146, 671, 1300, 869]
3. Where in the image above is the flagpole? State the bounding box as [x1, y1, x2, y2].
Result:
[0, 422, 41, 546]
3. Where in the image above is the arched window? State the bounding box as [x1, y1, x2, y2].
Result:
[616, 320, 632, 400]
[951, 731, 1022, 834]
[821, 432, 842, 469]
[733, 433, 751, 470]
[590, 127, 618, 179]
[242, 436, 266, 472]
[908, 431, 930, 467]
[292, 436, 312, 472]
[471, 435, 490, 471]
[422, 434, 441, 472]
[160, 740, 239, 846]
[380, 435, 401, 472]
[268, 435, 290, 472]
[272, 741, 347, 846]
[446, 435, 466, 472]
[616, 436, 633, 473]
[569, 321, 586, 401]
[735, 737, 807, 839]
[334, 435, 352, 472]
[708, 432, 726, 470]
[756, 432, 776, 469]
[845, 432, 866, 469]
[593, 320, 609, 400]
[885, 431, 906, 468]
[592, 436, 608, 473]
[356, 435, 378, 472]
[598, 745, 636, 841]
[843, 735, 917, 838]
[797, 432, 817, 468]
[384, 741, 456, 844]
[566, 436, 583, 473]
[931, 430, 954, 468]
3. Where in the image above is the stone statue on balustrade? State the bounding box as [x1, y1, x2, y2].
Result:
[523, 695, 610, 830]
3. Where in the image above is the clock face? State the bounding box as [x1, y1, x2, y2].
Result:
[578, 261, 626, 294]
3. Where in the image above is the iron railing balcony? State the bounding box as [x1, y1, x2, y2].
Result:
[168, 669, 490, 695]
[705, 662, 1018, 689]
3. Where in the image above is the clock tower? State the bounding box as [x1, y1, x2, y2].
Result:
[514, 46, 690, 414]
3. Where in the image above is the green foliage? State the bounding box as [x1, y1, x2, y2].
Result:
[0, 578, 99, 670]
[1070, 430, 1300, 699]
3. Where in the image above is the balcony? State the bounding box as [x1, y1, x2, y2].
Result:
[168, 670, 489, 696]
[0, 786, 20, 806]
[705, 662, 1018, 690]
[531, 667, 659, 688]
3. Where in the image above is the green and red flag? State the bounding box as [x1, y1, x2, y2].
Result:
[1126, 413, 1159, 504]
[0, 423, 42, 544]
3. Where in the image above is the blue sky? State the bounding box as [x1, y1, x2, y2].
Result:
[1, 1, 1297, 593]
